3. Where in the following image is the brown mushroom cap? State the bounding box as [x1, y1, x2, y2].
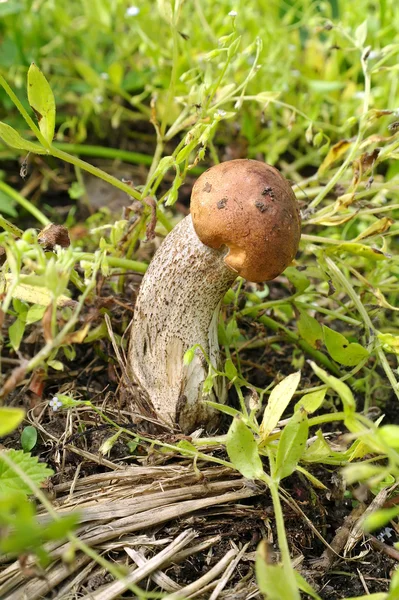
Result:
[190, 159, 301, 282]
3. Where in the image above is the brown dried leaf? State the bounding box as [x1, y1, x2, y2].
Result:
[318, 140, 352, 175]
[355, 217, 394, 241]
[352, 148, 380, 185]
[42, 303, 53, 343]
[0, 361, 28, 398]
[63, 323, 90, 344]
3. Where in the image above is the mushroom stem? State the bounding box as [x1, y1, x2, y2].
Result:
[128, 215, 237, 432]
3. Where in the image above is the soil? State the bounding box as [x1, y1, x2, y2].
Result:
[1, 153, 398, 600]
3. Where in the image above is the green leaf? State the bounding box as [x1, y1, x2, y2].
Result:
[43, 513, 80, 541]
[26, 304, 47, 324]
[302, 431, 334, 463]
[355, 19, 368, 47]
[364, 506, 399, 533]
[226, 417, 264, 479]
[47, 360, 64, 371]
[202, 372, 216, 394]
[275, 408, 309, 481]
[0, 407, 25, 437]
[323, 325, 369, 367]
[295, 389, 326, 413]
[8, 317, 26, 351]
[388, 566, 399, 599]
[260, 372, 301, 441]
[295, 571, 322, 600]
[176, 440, 198, 456]
[27, 63, 56, 144]
[297, 311, 323, 348]
[0, 449, 53, 496]
[310, 362, 356, 414]
[342, 463, 387, 486]
[0, 2, 23, 17]
[285, 267, 310, 293]
[224, 358, 238, 381]
[21, 426, 38, 452]
[0, 122, 47, 154]
[205, 401, 241, 419]
[342, 594, 387, 600]
[255, 540, 299, 599]
[378, 425, 399, 449]
[0, 189, 17, 217]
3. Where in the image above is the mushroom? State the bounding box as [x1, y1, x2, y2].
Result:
[128, 159, 301, 433]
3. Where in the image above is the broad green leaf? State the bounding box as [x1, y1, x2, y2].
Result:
[27, 63, 56, 144]
[323, 325, 369, 367]
[342, 463, 386, 485]
[3, 273, 73, 307]
[260, 372, 301, 441]
[47, 360, 64, 371]
[202, 372, 216, 394]
[355, 19, 368, 47]
[388, 567, 399, 599]
[285, 267, 310, 293]
[226, 417, 264, 479]
[295, 571, 322, 600]
[255, 540, 299, 600]
[205, 401, 241, 419]
[378, 425, 399, 449]
[0, 449, 53, 496]
[342, 595, 387, 600]
[74, 59, 101, 87]
[364, 506, 399, 532]
[21, 426, 38, 452]
[0, 2, 24, 17]
[0, 407, 25, 437]
[43, 513, 80, 541]
[327, 243, 388, 261]
[295, 389, 326, 413]
[275, 408, 309, 481]
[378, 333, 399, 354]
[297, 311, 323, 348]
[108, 62, 124, 86]
[26, 304, 47, 324]
[0, 122, 47, 154]
[310, 362, 356, 414]
[224, 358, 238, 381]
[0, 189, 17, 217]
[8, 317, 26, 350]
[176, 440, 198, 456]
[302, 431, 334, 463]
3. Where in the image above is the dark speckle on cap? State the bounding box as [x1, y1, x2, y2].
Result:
[217, 198, 228, 209]
[203, 182, 212, 192]
[255, 201, 267, 212]
[262, 186, 275, 199]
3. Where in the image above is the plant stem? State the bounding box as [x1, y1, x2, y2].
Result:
[0, 214, 23, 237]
[0, 181, 50, 226]
[262, 472, 300, 599]
[54, 142, 153, 166]
[50, 146, 173, 232]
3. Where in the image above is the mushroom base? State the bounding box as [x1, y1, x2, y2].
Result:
[128, 215, 237, 433]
